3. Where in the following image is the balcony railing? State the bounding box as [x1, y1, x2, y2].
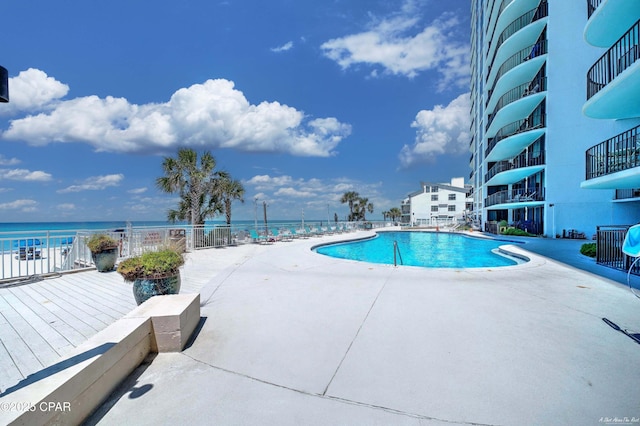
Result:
[485, 187, 545, 207]
[587, 0, 604, 19]
[485, 152, 545, 183]
[615, 188, 640, 200]
[596, 225, 640, 275]
[487, 1, 549, 80]
[485, 105, 546, 158]
[585, 124, 640, 180]
[587, 19, 640, 100]
[487, 39, 548, 107]
[486, 76, 546, 131]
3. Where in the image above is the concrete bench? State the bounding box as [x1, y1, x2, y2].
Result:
[0, 293, 200, 426]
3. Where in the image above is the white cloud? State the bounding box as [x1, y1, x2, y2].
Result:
[1, 68, 69, 115]
[274, 187, 315, 198]
[0, 168, 53, 181]
[57, 203, 76, 211]
[58, 174, 124, 193]
[399, 92, 471, 168]
[2, 75, 351, 157]
[321, 4, 469, 89]
[0, 199, 38, 212]
[128, 187, 148, 194]
[271, 41, 294, 52]
[246, 174, 295, 190]
[245, 174, 384, 205]
[0, 155, 20, 166]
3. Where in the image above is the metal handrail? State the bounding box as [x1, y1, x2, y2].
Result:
[487, 2, 549, 82]
[393, 241, 404, 267]
[485, 152, 546, 183]
[487, 39, 548, 108]
[587, 19, 640, 100]
[587, 0, 603, 19]
[486, 77, 547, 130]
[585, 124, 640, 180]
[485, 105, 546, 159]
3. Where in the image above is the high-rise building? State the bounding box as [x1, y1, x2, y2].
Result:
[469, 0, 640, 237]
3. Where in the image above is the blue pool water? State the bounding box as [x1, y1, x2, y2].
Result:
[314, 231, 521, 268]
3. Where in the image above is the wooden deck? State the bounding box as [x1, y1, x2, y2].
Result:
[0, 246, 255, 394]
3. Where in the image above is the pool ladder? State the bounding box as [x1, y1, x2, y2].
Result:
[393, 241, 404, 267]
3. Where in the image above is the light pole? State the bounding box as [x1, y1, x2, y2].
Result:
[253, 197, 258, 231]
[263, 201, 268, 232]
[327, 203, 330, 226]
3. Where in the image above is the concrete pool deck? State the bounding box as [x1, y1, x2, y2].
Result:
[86, 230, 640, 425]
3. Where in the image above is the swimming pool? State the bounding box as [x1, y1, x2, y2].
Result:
[314, 231, 522, 268]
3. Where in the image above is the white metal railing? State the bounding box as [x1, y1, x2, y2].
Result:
[1, 221, 387, 283]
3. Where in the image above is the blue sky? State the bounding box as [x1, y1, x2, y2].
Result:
[0, 0, 471, 223]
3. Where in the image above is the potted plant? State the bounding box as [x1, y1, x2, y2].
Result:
[117, 248, 185, 305]
[86, 234, 119, 272]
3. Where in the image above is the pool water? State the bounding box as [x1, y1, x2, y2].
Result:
[314, 231, 520, 268]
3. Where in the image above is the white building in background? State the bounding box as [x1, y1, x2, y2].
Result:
[401, 177, 472, 226]
[469, 0, 640, 237]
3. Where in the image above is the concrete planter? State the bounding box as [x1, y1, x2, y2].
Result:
[132, 273, 181, 305]
[91, 248, 118, 272]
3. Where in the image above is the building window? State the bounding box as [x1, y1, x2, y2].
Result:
[448, 194, 456, 201]
[448, 205, 456, 212]
[431, 205, 438, 212]
[431, 194, 438, 201]
[431, 186, 439, 192]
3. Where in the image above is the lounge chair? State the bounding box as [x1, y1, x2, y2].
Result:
[305, 226, 321, 237]
[14, 239, 42, 260]
[291, 227, 309, 238]
[273, 228, 292, 241]
[268, 228, 283, 242]
[249, 229, 270, 244]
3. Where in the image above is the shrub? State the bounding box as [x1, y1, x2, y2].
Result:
[502, 228, 534, 237]
[86, 234, 118, 253]
[580, 242, 597, 258]
[117, 249, 184, 282]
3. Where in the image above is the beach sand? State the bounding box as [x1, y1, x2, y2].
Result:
[0, 247, 74, 282]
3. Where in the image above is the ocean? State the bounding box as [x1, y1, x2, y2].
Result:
[0, 219, 326, 248]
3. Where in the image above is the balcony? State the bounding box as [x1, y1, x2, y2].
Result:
[585, 0, 640, 47]
[485, 105, 546, 162]
[486, 39, 547, 111]
[581, 124, 640, 189]
[484, 187, 545, 208]
[614, 188, 640, 201]
[485, 152, 545, 186]
[486, 2, 548, 84]
[486, 77, 546, 135]
[583, 20, 640, 119]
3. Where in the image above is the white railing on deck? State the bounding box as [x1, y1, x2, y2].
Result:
[1, 221, 385, 283]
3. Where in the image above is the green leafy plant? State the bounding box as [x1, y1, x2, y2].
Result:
[502, 228, 534, 237]
[86, 234, 118, 253]
[117, 248, 184, 282]
[580, 242, 597, 258]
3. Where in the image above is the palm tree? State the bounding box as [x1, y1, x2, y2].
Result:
[388, 207, 402, 222]
[353, 197, 374, 221]
[156, 149, 225, 225]
[340, 191, 360, 221]
[362, 198, 374, 221]
[219, 176, 245, 225]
